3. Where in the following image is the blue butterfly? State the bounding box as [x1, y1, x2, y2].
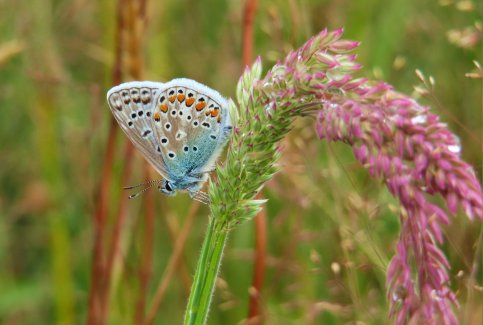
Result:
[107, 78, 232, 203]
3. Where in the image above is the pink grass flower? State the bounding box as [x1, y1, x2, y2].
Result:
[316, 91, 481, 324]
[256, 29, 483, 324]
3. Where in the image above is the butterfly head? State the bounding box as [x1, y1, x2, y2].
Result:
[159, 179, 177, 196]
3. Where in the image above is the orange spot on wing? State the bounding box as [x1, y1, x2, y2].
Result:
[205, 110, 212, 116]
[177, 94, 185, 103]
[217, 116, 221, 123]
[168, 95, 176, 103]
[185, 98, 195, 107]
[210, 109, 219, 117]
[195, 102, 206, 111]
[153, 112, 161, 121]
[159, 103, 168, 113]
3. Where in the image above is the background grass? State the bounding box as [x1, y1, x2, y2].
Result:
[0, 0, 481, 324]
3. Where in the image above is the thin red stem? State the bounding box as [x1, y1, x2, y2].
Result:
[88, 118, 119, 325]
[98, 142, 135, 325]
[242, 0, 258, 68]
[242, 1, 266, 323]
[91, 0, 148, 323]
[86, 0, 125, 322]
[97, 0, 147, 319]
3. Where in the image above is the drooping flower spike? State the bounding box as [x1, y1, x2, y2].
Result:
[226, 28, 482, 324]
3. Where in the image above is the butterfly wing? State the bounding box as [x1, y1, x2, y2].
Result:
[106, 81, 170, 178]
[149, 78, 232, 188]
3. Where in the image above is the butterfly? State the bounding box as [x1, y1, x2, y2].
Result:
[107, 78, 232, 203]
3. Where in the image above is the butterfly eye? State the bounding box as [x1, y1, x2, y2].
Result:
[165, 181, 173, 192]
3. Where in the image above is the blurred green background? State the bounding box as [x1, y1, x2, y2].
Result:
[0, 0, 481, 324]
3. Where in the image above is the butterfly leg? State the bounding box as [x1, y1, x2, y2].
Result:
[197, 167, 217, 174]
[189, 190, 210, 205]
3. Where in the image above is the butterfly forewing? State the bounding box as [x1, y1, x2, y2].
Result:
[107, 81, 169, 178]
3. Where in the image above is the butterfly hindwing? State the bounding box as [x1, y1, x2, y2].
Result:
[106, 81, 170, 178]
[149, 79, 231, 182]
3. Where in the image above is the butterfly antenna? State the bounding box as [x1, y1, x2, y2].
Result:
[123, 179, 162, 190]
[127, 180, 162, 199]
